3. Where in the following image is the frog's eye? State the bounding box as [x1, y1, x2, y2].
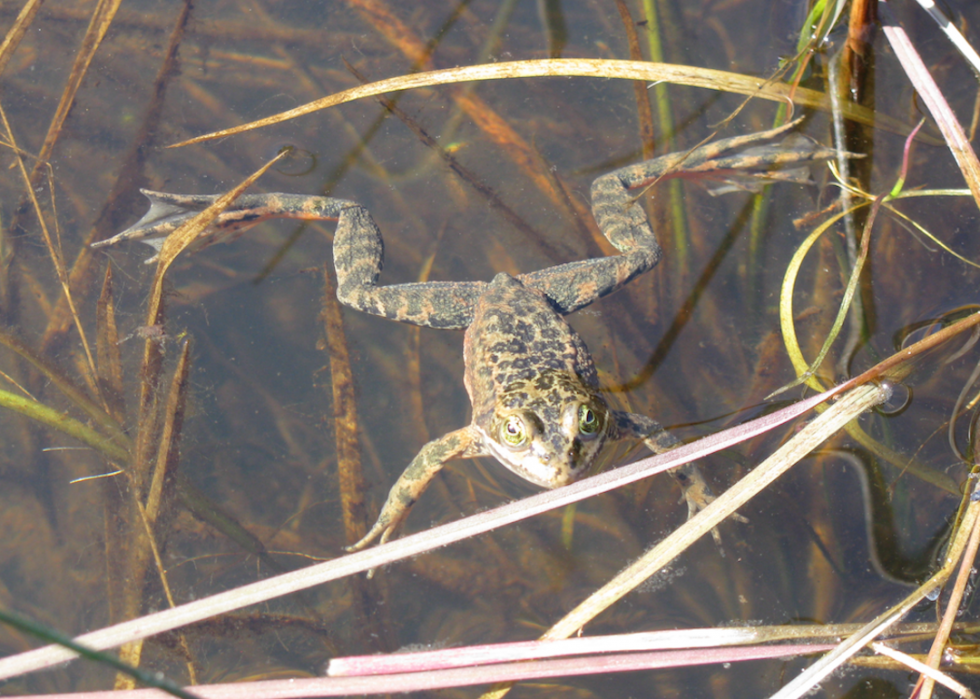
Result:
[500, 415, 528, 447]
[578, 404, 601, 436]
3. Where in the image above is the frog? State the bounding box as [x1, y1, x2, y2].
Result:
[96, 121, 836, 551]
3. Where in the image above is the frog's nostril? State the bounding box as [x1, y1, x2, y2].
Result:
[531, 442, 552, 462]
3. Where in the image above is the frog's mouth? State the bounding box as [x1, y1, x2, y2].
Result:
[485, 439, 584, 488]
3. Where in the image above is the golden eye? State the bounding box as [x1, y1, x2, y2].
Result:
[578, 405, 600, 435]
[500, 415, 527, 446]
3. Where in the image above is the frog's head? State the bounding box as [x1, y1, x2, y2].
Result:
[483, 372, 610, 488]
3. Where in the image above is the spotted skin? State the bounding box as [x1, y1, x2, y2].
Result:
[101, 122, 836, 551]
[465, 275, 609, 490]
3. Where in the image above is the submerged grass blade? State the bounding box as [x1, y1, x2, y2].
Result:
[322, 264, 396, 645]
[117, 338, 193, 686]
[41, 1, 192, 355]
[0, 609, 197, 699]
[616, 0, 655, 160]
[96, 265, 126, 422]
[321, 267, 368, 544]
[32, 0, 123, 175]
[135, 342, 198, 685]
[0, 0, 43, 77]
[636, 0, 690, 281]
[174, 475, 282, 569]
[0, 387, 128, 462]
[145, 340, 191, 527]
[0, 329, 128, 447]
[0, 102, 100, 391]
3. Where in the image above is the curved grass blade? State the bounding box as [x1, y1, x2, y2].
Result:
[169, 59, 905, 149]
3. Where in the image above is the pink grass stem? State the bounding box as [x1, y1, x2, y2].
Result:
[328, 628, 758, 676]
[16, 644, 834, 699]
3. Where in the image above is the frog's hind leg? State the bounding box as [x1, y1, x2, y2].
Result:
[521, 121, 837, 316]
[517, 163, 665, 316]
[609, 410, 715, 520]
[102, 190, 486, 327]
[610, 410, 747, 540]
[333, 202, 487, 329]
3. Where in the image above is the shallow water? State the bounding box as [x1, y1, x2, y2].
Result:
[0, 0, 979, 696]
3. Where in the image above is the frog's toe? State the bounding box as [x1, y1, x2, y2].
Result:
[679, 487, 713, 519]
[678, 482, 748, 521]
[675, 470, 714, 518]
[345, 522, 389, 553]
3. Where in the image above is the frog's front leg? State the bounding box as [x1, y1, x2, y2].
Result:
[347, 426, 486, 552]
[609, 411, 714, 519]
[100, 189, 489, 329]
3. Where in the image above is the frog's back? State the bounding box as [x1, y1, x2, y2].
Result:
[463, 273, 599, 426]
